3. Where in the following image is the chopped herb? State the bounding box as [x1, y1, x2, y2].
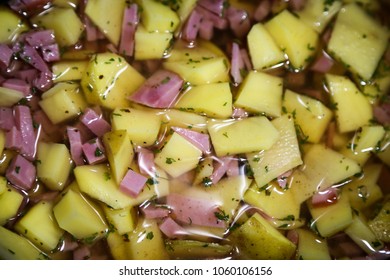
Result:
[165, 157, 176, 164]
[146, 231, 154, 240]
[202, 177, 213, 187]
[15, 166, 20, 174]
[161, 76, 171, 84]
[222, 132, 229, 138]
[214, 209, 229, 222]
[104, 172, 111, 181]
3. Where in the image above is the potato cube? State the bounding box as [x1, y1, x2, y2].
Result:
[126, 218, 169, 259]
[345, 212, 384, 254]
[0, 186, 24, 226]
[0, 6, 29, 44]
[247, 23, 286, 70]
[137, 0, 180, 33]
[208, 116, 280, 157]
[327, 3, 389, 80]
[31, 7, 84, 47]
[36, 142, 72, 191]
[244, 181, 300, 221]
[134, 25, 174, 60]
[0, 226, 48, 260]
[39, 82, 87, 124]
[297, 0, 342, 33]
[175, 82, 233, 118]
[111, 108, 161, 147]
[229, 212, 296, 259]
[52, 60, 88, 82]
[345, 163, 383, 210]
[103, 130, 134, 184]
[234, 71, 283, 117]
[53, 187, 108, 240]
[295, 228, 331, 260]
[163, 109, 208, 133]
[81, 53, 145, 110]
[283, 89, 333, 143]
[308, 191, 352, 237]
[302, 144, 361, 192]
[340, 125, 385, 166]
[85, 0, 126, 45]
[246, 114, 302, 188]
[326, 74, 373, 133]
[102, 204, 137, 235]
[265, 9, 318, 70]
[154, 132, 202, 178]
[368, 200, 390, 242]
[0, 86, 24, 107]
[15, 201, 64, 251]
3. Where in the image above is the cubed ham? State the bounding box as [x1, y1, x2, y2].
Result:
[25, 30, 56, 48]
[13, 42, 50, 73]
[6, 154, 36, 191]
[210, 156, 234, 184]
[119, 3, 138, 57]
[13, 69, 39, 84]
[82, 137, 106, 165]
[182, 9, 203, 42]
[5, 126, 23, 151]
[80, 107, 111, 137]
[136, 147, 156, 176]
[67, 126, 85, 166]
[311, 187, 339, 207]
[2, 78, 31, 96]
[14, 105, 37, 160]
[73, 245, 91, 260]
[198, 18, 214, 40]
[254, 0, 271, 22]
[230, 42, 245, 85]
[171, 126, 211, 154]
[159, 217, 188, 239]
[0, 44, 14, 68]
[119, 169, 148, 198]
[141, 203, 170, 219]
[41, 43, 60, 62]
[0, 107, 15, 131]
[195, 5, 228, 30]
[166, 193, 226, 228]
[129, 69, 184, 108]
[198, 0, 226, 16]
[226, 7, 251, 38]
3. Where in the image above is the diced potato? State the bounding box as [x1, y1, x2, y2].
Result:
[163, 40, 230, 85]
[193, 157, 214, 186]
[361, 75, 390, 105]
[36, 142, 72, 191]
[0, 130, 4, 156]
[174, 82, 233, 118]
[134, 25, 174, 60]
[74, 164, 169, 209]
[208, 116, 280, 157]
[289, 169, 317, 204]
[81, 52, 145, 110]
[0, 86, 24, 107]
[0, 176, 6, 196]
[295, 228, 331, 260]
[247, 23, 286, 70]
[31, 7, 84, 47]
[283, 89, 333, 143]
[234, 71, 283, 117]
[175, 0, 197, 24]
[327, 3, 389, 80]
[301, 144, 361, 192]
[106, 231, 128, 260]
[52, 0, 80, 8]
[345, 164, 383, 210]
[165, 240, 233, 259]
[308, 191, 353, 237]
[85, 0, 126, 45]
[340, 125, 385, 166]
[137, 0, 180, 33]
[15, 201, 64, 252]
[325, 74, 373, 133]
[52, 60, 88, 82]
[244, 181, 300, 221]
[163, 109, 208, 133]
[39, 82, 87, 124]
[246, 114, 303, 188]
[0, 186, 24, 226]
[155, 132, 202, 178]
[368, 200, 390, 242]
[0, 6, 29, 44]
[111, 107, 161, 147]
[126, 218, 169, 260]
[0, 226, 49, 260]
[102, 204, 137, 235]
[345, 212, 384, 254]
[265, 9, 319, 70]
[102, 130, 134, 185]
[53, 186, 108, 240]
[229, 212, 296, 259]
[297, 0, 342, 33]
